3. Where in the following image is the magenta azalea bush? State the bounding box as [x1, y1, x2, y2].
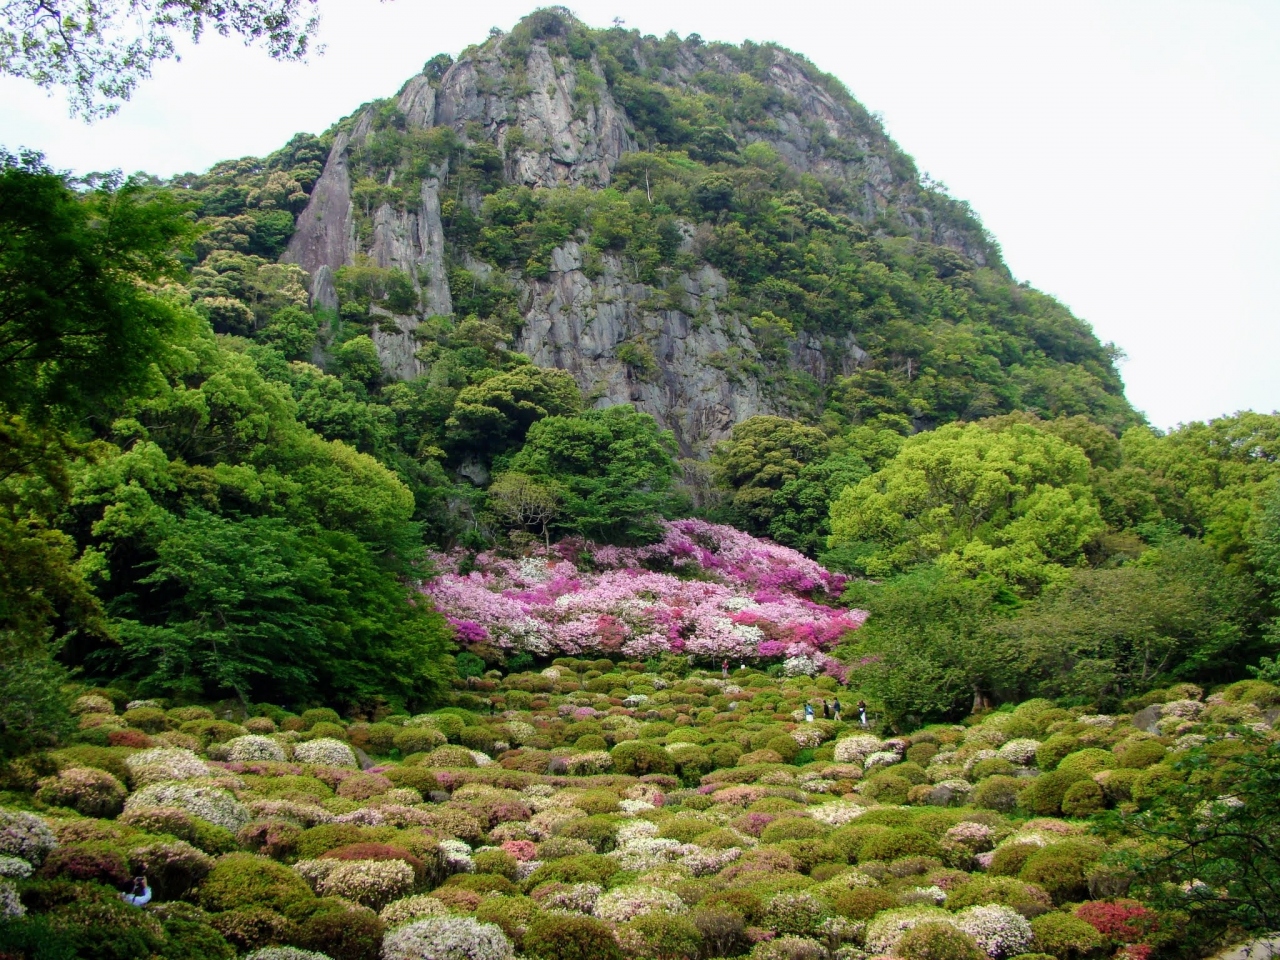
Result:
[425, 520, 864, 665]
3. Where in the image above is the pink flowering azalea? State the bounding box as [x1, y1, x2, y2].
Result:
[423, 521, 865, 662]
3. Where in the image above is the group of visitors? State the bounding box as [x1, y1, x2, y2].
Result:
[719, 660, 869, 728]
[804, 698, 869, 727]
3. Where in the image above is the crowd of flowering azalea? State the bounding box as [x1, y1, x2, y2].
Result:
[424, 520, 866, 671]
[1, 665, 1277, 960]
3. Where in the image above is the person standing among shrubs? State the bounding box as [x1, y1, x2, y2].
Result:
[858, 700, 868, 727]
[122, 876, 151, 907]
[832, 698, 842, 722]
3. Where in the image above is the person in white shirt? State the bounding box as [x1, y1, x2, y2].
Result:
[122, 876, 151, 907]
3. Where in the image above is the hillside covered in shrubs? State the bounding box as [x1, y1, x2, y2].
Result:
[1, 663, 1277, 960]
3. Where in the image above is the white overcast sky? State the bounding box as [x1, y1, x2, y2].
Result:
[3, 0, 1277, 431]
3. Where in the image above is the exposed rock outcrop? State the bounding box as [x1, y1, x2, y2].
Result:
[281, 19, 978, 452]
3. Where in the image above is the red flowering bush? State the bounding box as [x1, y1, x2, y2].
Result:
[1074, 900, 1154, 946]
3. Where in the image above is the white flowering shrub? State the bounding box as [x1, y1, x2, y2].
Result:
[0, 809, 56, 865]
[533, 882, 602, 913]
[293, 738, 358, 768]
[790, 727, 827, 749]
[564, 751, 613, 775]
[224, 735, 287, 763]
[864, 906, 954, 954]
[380, 894, 448, 927]
[125, 783, 250, 831]
[783, 656, 821, 677]
[72, 694, 114, 715]
[944, 822, 994, 851]
[808, 801, 866, 827]
[1161, 700, 1203, 719]
[317, 859, 415, 910]
[833, 736, 884, 764]
[594, 884, 686, 922]
[617, 799, 655, 815]
[0, 855, 33, 879]
[954, 904, 1033, 958]
[996, 739, 1040, 765]
[381, 917, 513, 960]
[683, 846, 742, 876]
[124, 748, 209, 781]
[863, 750, 901, 770]
[608, 837, 695, 872]
[0, 879, 24, 919]
[245, 950, 334, 960]
[438, 838, 474, 873]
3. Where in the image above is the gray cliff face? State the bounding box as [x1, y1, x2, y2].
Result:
[282, 28, 982, 455]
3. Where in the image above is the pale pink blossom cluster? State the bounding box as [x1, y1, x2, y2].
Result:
[424, 520, 864, 663]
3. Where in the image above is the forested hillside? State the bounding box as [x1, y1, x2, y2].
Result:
[2, 9, 1279, 750]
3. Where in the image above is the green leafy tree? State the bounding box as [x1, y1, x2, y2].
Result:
[994, 538, 1253, 705]
[2, 0, 321, 118]
[446, 365, 582, 461]
[711, 415, 828, 535]
[0, 152, 195, 426]
[488, 471, 564, 546]
[1104, 734, 1280, 948]
[510, 405, 680, 545]
[102, 510, 451, 708]
[841, 567, 1021, 724]
[829, 420, 1104, 590]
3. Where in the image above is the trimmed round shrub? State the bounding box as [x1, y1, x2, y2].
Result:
[595, 884, 686, 923]
[1060, 781, 1106, 818]
[129, 840, 214, 899]
[1019, 843, 1104, 904]
[1019, 771, 1087, 817]
[954, 904, 1034, 958]
[611, 741, 676, 777]
[945, 877, 1053, 919]
[122, 707, 170, 733]
[861, 774, 913, 805]
[972, 776, 1023, 813]
[764, 891, 829, 936]
[292, 897, 385, 960]
[971, 758, 1018, 780]
[865, 906, 956, 954]
[1055, 750, 1115, 778]
[36, 767, 127, 817]
[316, 859, 414, 910]
[39, 843, 131, 886]
[293, 739, 357, 768]
[225, 735, 288, 763]
[45, 887, 169, 959]
[383, 766, 439, 795]
[395, 727, 447, 755]
[380, 893, 448, 927]
[619, 913, 702, 959]
[245, 951, 333, 960]
[125, 782, 249, 832]
[381, 916, 514, 960]
[1035, 737, 1081, 772]
[860, 828, 941, 864]
[210, 906, 297, 952]
[894, 922, 986, 960]
[830, 886, 898, 920]
[238, 820, 303, 860]
[524, 914, 623, 960]
[760, 817, 829, 844]
[199, 853, 315, 914]
[751, 935, 827, 960]
[988, 843, 1040, 878]
[1029, 913, 1104, 959]
[1114, 740, 1166, 770]
[300, 708, 342, 729]
[473, 896, 539, 950]
[473, 849, 518, 880]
